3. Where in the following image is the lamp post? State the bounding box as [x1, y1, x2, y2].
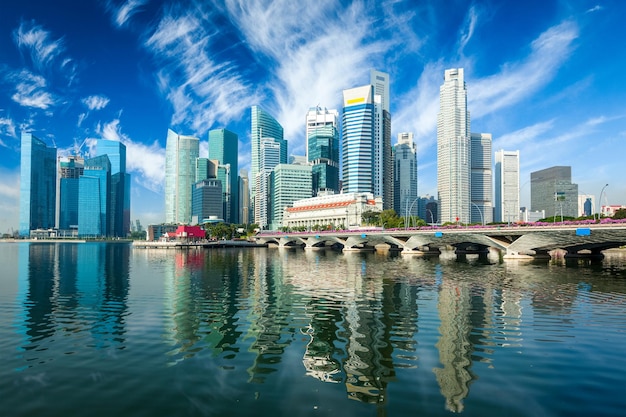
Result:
[407, 197, 420, 229]
[426, 208, 435, 226]
[597, 183, 608, 220]
[470, 202, 485, 226]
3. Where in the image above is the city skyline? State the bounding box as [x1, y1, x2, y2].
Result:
[1, 1, 625, 232]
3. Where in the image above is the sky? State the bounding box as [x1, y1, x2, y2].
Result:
[1, 0, 625, 233]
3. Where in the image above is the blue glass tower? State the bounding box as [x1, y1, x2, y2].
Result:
[96, 140, 130, 237]
[19, 133, 57, 236]
[78, 155, 111, 237]
[58, 156, 84, 231]
[208, 128, 239, 223]
[308, 125, 340, 195]
[342, 85, 375, 194]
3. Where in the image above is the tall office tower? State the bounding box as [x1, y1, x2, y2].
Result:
[216, 164, 231, 223]
[239, 169, 250, 224]
[250, 106, 285, 199]
[165, 129, 199, 224]
[78, 155, 111, 237]
[192, 179, 223, 222]
[57, 155, 84, 231]
[393, 132, 418, 218]
[342, 84, 375, 194]
[305, 107, 339, 160]
[308, 123, 340, 196]
[530, 166, 579, 219]
[470, 133, 493, 225]
[196, 158, 219, 182]
[19, 133, 57, 236]
[578, 194, 594, 217]
[371, 70, 393, 210]
[270, 164, 313, 229]
[96, 139, 130, 237]
[209, 128, 239, 223]
[494, 150, 520, 223]
[255, 138, 282, 229]
[437, 68, 470, 224]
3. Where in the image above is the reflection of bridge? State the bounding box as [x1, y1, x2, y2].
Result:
[255, 224, 626, 260]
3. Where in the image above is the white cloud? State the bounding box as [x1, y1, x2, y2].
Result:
[469, 20, 579, 118]
[82, 95, 110, 110]
[13, 21, 65, 71]
[586, 5, 602, 13]
[110, 0, 148, 28]
[0, 116, 17, 147]
[10, 69, 56, 109]
[145, 8, 256, 135]
[96, 119, 165, 193]
[494, 120, 555, 150]
[458, 5, 479, 55]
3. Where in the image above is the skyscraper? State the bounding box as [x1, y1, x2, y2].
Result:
[270, 163, 312, 230]
[192, 179, 223, 222]
[239, 169, 250, 224]
[393, 132, 418, 218]
[57, 155, 84, 232]
[79, 155, 111, 237]
[19, 133, 57, 236]
[494, 150, 520, 223]
[470, 133, 493, 225]
[371, 70, 393, 210]
[530, 166, 578, 219]
[208, 128, 239, 223]
[342, 84, 375, 194]
[437, 68, 470, 224]
[306, 107, 340, 196]
[96, 139, 130, 237]
[250, 106, 285, 199]
[165, 129, 199, 224]
[255, 138, 282, 229]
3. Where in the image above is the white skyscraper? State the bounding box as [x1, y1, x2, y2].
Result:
[494, 150, 520, 223]
[470, 133, 493, 225]
[255, 138, 281, 229]
[370, 70, 393, 209]
[165, 129, 199, 224]
[437, 68, 470, 224]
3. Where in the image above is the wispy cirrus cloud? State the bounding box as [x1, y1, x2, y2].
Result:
[108, 0, 148, 28]
[469, 20, 579, 118]
[0, 115, 17, 148]
[144, 5, 255, 136]
[9, 69, 56, 109]
[82, 95, 110, 110]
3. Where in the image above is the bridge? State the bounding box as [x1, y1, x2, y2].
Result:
[254, 222, 626, 260]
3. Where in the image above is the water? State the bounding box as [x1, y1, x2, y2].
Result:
[1, 242, 626, 417]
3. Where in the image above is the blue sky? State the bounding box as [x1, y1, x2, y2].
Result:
[1, 0, 624, 232]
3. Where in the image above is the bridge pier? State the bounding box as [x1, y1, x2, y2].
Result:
[400, 246, 441, 256]
[564, 249, 605, 260]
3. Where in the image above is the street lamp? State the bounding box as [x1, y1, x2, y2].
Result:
[597, 183, 609, 219]
[470, 202, 485, 226]
[426, 208, 435, 226]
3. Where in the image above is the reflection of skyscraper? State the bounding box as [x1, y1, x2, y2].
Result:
[165, 129, 199, 224]
[437, 68, 470, 224]
[19, 133, 57, 236]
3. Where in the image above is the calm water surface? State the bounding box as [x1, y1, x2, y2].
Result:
[1, 242, 625, 417]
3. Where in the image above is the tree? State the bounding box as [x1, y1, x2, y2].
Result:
[361, 210, 380, 226]
[379, 209, 404, 229]
[613, 208, 626, 219]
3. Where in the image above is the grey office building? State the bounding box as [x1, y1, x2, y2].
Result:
[530, 166, 578, 219]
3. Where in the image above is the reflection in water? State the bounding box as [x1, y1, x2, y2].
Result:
[16, 243, 130, 365]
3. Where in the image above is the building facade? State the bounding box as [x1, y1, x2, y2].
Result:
[269, 163, 313, 230]
[282, 192, 383, 230]
[57, 155, 84, 232]
[208, 128, 239, 223]
[370, 70, 393, 210]
[470, 133, 493, 225]
[239, 169, 250, 224]
[250, 106, 285, 199]
[78, 155, 111, 237]
[342, 84, 375, 195]
[494, 150, 520, 223]
[19, 133, 57, 236]
[255, 138, 282, 229]
[308, 122, 340, 196]
[96, 139, 130, 237]
[165, 129, 199, 224]
[437, 68, 470, 224]
[191, 179, 223, 223]
[530, 166, 579, 219]
[393, 132, 418, 219]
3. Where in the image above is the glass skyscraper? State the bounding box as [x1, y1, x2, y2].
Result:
[208, 128, 239, 223]
[307, 123, 340, 195]
[165, 129, 199, 224]
[370, 70, 393, 210]
[96, 139, 130, 237]
[342, 84, 375, 194]
[78, 155, 111, 237]
[393, 132, 418, 218]
[470, 133, 493, 225]
[437, 68, 470, 224]
[250, 106, 285, 200]
[19, 133, 57, 236]
[57, 156, 84, 231]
